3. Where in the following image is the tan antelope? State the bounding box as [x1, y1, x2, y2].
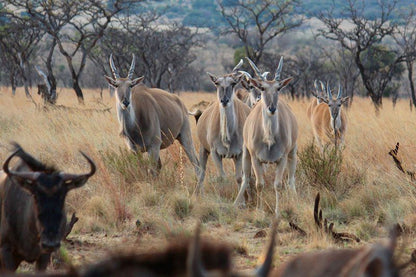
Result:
[234, 57, 297, 217]
[310, 81, 348, 150]
[105, 54, 200, 176]
[306, 80, 325, 120]
[195, 60, 251, 194]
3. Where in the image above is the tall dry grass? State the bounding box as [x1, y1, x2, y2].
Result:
[0, 86, 415, 271]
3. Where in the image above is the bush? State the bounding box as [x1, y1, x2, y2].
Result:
[298, 142, 343, 196]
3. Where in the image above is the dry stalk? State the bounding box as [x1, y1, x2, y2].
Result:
[388, 142, 415, 182]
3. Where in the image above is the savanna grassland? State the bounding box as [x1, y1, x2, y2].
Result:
[0, 87, 415, 274]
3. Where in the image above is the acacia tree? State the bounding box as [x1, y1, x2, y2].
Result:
[319, 44, 360, 105]
[218, 0, 303, 64]
[394, 8, 416, 107]
[92, 10, 202, 92]
[317, 0, 405, 112]
[0, 8, 43, 97]
[6, 0, 131, 104]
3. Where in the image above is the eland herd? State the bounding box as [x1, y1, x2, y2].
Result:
[0, 55, 409, 276]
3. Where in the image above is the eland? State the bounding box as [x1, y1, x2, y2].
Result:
[234, 57, 298, 217]
[310, 81, 348, 150]
[105, 54, 200, 176]
[195, 60, 251, 194]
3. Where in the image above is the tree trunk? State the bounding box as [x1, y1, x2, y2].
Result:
[72, 80, 84, 105]
[10, 73, 16, 96]
[46, 38, 58, 103]
[355, 51, 382, 113]
[407, 60, 416, 107]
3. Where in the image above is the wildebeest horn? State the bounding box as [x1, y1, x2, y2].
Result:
[109, 54, 120, 79]
[337, 83, 342, 99]
[3, 148, 41, 181]
[128, 54, 136, 79]
[60, 152, 96, 182]
[275, 56, 284, 81]
[232, 59, 244, 73]
[327, 81, 333, 99]
[187, 222, 206, 277]
[255, 220, 278, 277]
[246, 57, 266, 81]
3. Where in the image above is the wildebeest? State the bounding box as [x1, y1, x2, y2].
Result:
[105, 54, 200, 176]
[234, 57, 298, 217]
[0, 143, 95, 271]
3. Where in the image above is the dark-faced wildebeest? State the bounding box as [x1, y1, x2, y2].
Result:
[0, 143, 95, 272]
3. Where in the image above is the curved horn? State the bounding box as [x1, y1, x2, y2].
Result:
[274, 56, 284, 81]
[187, 222, 206, 277]
[60, 152, 96, 182]
[109, 54, 120, 79]
[35, 65, 51, 94]
[261, 71, 270, 81]
[319, 80, 326, 92]
[246, 57, 265, 81]
[255, 220, 278, 277]
[232, 59, 244, 73]
[327, 81, 333, 99]
[128, 54, 136, 79]
[337, 83, 342, 99]
[3, 149, 40, 181]
[238, 70, 252, 79]
[312, 80, 321, 97]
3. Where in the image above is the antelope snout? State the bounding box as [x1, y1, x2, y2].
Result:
[122, 98, 130, 108]
[221, 98, 229, 107]
[268, 106, 276, 114]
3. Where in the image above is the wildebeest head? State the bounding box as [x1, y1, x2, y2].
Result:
[3, 143, 96, 253]
[105, 54, 145, 110]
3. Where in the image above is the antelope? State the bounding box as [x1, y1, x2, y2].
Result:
[0, 143, 95, 271]
[105, 54, 200, 176]
[234, 57, 298, 217]
[195, 60, 251, 194]
[310, 81, 348, 150]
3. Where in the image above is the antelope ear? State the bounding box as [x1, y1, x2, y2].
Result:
[318, 96, 329, 104]
[105, 76, 118, 88]
[130, 76, 145, 88]
[249, 78, 263, 90]
[341, 96, 349, 104]
[207, 72, 218, 85]
[279, 77, 293, 90]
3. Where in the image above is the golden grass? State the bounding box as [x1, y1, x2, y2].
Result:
[0, 86, 415, 272]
